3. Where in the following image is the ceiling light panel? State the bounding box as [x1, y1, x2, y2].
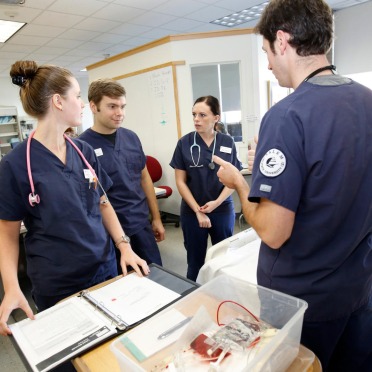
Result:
[210, 1, 269, 27]
[0, 19, 26, 42]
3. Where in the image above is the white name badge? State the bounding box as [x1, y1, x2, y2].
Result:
[220, 146, 232, 154]
[83, 169, 94, 180]
[94, 148, 103, 157]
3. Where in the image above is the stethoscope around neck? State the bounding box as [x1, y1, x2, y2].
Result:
[26, 130, 109, 207]
[190, 131, 217, 170]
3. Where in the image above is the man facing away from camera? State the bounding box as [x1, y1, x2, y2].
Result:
[213, 1, 372, 371]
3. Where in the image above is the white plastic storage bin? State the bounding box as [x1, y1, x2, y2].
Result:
[110, 275, 308, 371]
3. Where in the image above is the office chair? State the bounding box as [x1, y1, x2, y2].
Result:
[146, 155, 180, 227]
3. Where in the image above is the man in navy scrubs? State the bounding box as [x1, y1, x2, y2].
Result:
[80, 79, 164, 270]
[213, 1, 372, 371]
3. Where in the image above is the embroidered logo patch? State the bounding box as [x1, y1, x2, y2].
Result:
[260, 148, 286, 177]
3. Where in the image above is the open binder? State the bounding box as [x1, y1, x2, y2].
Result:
[9, 264, 198, 372]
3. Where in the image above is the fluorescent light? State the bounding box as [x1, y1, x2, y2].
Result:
[210, 1, 269, 28]
[0, 19, 26, 42]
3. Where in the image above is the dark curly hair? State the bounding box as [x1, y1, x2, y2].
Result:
[254, 0, 333, 57]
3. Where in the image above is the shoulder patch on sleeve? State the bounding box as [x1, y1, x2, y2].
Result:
[259, 148, 286, 177]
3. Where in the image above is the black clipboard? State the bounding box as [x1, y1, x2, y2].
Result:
[9, 264, 198, 372]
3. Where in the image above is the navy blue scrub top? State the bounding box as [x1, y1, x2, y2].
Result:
[0, 137, 116, 296]
[170, 131, 242, 214]
[79, 127, 148, 236]
[249, 78, 372, 321]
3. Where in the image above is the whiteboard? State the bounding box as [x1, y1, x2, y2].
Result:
[118, 66, 178, 166]
[117, 65, 181, 214]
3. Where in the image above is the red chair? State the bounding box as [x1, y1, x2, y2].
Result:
[146, 155, 172, 199]
[146, 155, 179, 227]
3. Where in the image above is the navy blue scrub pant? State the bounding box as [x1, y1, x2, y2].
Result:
[115, 224, 162, 274]
[181, 211, 235, 281]
[301, 294, 372, 372]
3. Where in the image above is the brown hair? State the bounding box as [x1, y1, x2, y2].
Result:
[88, 78, 126, 106]
[10, 60, 74, 119]
[193, 95, 221, 116]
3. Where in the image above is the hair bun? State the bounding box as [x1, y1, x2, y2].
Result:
[12, 75, 26, 87]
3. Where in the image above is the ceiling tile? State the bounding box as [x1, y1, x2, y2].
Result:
[22, 0, 55, 9]
[215, 0, 263, 11]
[119, 35, 153, 46]
[18, 24, 65, 37]
[58, 28, 101, 41]
[78, 40, 115, 52]
[73, 17, 122, 32]
[140, 28, 174, 40]
[155, 0, 208, 16]
[7, 34, 51, 46]
[130, 11, 177, 27]
[64, 49, 100, 58]
[90, 3, 145, 22]
[91, 32, 130, 44]
[111, 0, 169, 10]
[31, 10, 84, 28]
[109, 22, 152, 36]
[161, 18, 205, 32]
[186, 5, 239, 22]
[45, 38, 84, 49]
[0, 43, 39, 53]
[48, 0, 107, 16]
[0, 6, 42, 23]
[33, 46, 70, 56]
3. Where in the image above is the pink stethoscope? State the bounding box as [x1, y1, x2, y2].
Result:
[26, 130, 109, 207]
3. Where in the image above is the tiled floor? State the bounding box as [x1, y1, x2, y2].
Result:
[0, 216, 244, 371]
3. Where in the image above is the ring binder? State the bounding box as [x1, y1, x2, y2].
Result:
[9, 264, 199, 372]
[80, 290, 128, 331]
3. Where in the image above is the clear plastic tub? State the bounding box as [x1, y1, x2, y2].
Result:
[110, 274, 308, 371]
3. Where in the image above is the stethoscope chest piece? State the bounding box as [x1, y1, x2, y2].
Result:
[29, 193, 40, 206]
[208, 162, 215, 170]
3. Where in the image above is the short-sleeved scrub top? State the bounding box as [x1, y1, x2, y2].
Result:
[170, 131, 242, 214]
[0, 137, 117, 297]
[249, 76, 372, 322]
[79, 127, 148, 236]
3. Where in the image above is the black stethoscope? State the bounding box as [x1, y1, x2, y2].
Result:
[303, 65, 336, 82]
[190, 131, 217, 170]
[27, 130, 109, 207]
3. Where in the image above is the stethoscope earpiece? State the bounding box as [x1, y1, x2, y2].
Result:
[29, 193, 40, 207]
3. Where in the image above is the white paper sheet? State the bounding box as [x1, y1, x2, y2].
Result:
[9, 296, 117, 372]
[120, 308, 189, 361]
[87, 273, 180, 326]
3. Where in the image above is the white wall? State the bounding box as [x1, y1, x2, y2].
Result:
[334, 1, 372, 75]
[87, 32, 261, 215]
[0, 77, 27, 117]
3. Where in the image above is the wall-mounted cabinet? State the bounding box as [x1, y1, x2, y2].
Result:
[0, 106, 22, 158]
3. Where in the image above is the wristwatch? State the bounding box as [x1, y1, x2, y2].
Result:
[115, 234, 131, 247]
